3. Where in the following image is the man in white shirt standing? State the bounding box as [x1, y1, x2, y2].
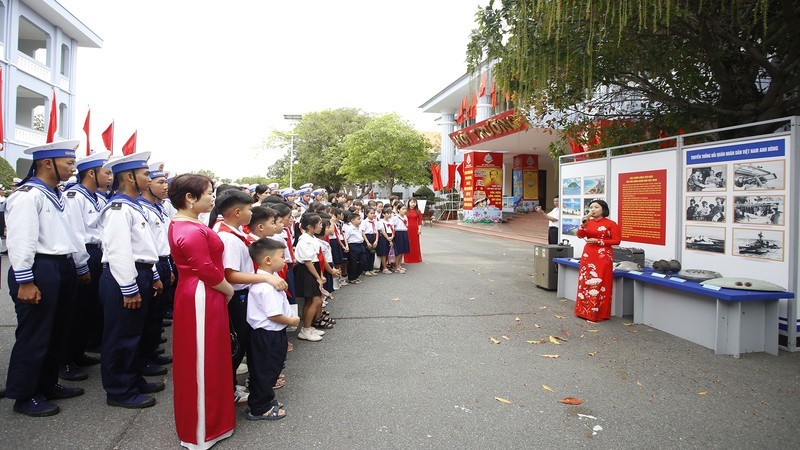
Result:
[537, 196, 560, 244]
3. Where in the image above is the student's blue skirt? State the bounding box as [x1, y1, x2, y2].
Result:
[330, 238, 345, 265]
[377, 233, 393, 256]
[393, 230, 410, 255]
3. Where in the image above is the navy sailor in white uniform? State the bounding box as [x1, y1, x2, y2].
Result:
[62, 150, 112, 381]
[5, 140, 89, 417]
[97, 152, 164, 409]
[136, 161, 173, 373]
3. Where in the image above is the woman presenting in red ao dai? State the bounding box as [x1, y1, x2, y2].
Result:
[575, 200, 620, 321]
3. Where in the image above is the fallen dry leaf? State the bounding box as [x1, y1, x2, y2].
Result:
[698, 391, 708, 396]
[586, 330, 600, 333]
[586, 320, 597, 324]
[554, 315, 566, 319]
[501, 335, 510, 341]
[542, 385, 554, 392]
[588, 351, 597, 357]
[539, 354, 561, 358]
[391, 297, 401, 301]
[636, 381, 643, 387]
[548, 336, 561, 345]
[534, 323, 542, 328]
[559, 397, 583, 405]
[539, 306, 548, 309]
[469, 297, 476, 300]
[489, 337, 501, 344]
[495, 397, 512, 404]
[623, 323, 635, 326]
[527, 339, 547, 344]
[515, 317, 521, 321]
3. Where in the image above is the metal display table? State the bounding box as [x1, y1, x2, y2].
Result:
[554, 258, 795, 357]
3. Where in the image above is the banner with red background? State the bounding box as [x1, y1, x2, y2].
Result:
[463, 151, 503, 210]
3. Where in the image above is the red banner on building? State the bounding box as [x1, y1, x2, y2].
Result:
[449, 109, 529, 149]
[618, 169, 667, 245]
[462, 151, 503, 210]
[513, 154, 539, 201]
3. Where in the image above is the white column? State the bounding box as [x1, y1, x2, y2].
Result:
[440, 112, 455, 187]
[476, 92, 492, 122]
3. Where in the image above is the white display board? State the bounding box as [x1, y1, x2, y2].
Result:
[559, 159, 607, 256]
[680, 135, 791, 288]
[610, 149, 679, 261]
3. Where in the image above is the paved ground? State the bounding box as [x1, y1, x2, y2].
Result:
[0, 227, 798, 449]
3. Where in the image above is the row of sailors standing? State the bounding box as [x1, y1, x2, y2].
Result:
[3, 140, 175, 416]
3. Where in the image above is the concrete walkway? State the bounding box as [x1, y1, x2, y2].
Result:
[0, 227, 798, 448]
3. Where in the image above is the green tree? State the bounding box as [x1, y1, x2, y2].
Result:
[467, 0, 800, 156]
[0, 157, 16, 189]
[234, 175, 274, 186]
[265, 108, 371, 192]
[339, 114, 431, 194]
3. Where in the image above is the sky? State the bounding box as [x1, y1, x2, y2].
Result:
[58, 0, 489, 179]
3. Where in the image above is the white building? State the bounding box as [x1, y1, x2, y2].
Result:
[0, 0, 101, 172]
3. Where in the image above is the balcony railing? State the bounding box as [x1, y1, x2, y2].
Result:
[17, 52, 51, 82]
[59, 75, 69, 91]
[15, 126, 46, 145]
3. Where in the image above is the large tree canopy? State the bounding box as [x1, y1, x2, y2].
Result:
[265, 108, 371, 191]
[467, 0, 800, 155]
[338, 114, 432, 195]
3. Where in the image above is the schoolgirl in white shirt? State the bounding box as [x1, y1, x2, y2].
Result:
[360, 208, 380, 275]
[389, 202, 410, 273]
[293, 213, 325, 342]
[342, 212, 366, 283]
[376, 206, 395, 274]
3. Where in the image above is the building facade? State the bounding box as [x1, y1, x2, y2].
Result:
[420, 63, 561, 215]
[0, 0, 101, 172]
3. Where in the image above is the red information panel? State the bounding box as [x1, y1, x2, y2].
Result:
[463, 151, 503, 210]
[618, 169, 667, 245]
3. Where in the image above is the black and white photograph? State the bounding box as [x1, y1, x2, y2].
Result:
[733, 195, 784, 226]
[732, 228, 784, 262]
[686, 165, 726, 192]
[686, 196, 726, 222]
[685, 225, 726, 254]
[733, 159, 785, 191]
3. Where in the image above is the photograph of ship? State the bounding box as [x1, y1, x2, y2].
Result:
[583, 197, 604, 215]
[686, 165, 727, 192]
[583, 176, 605, 195]
[685, 225, 726, 254]
[733, 159, 785, 190]
[562, 177, 581, 196]
[733, 228, 783, 261]
[686, 196, 726, 222]
[562, 198, 582, 216]
[733, 195, 784, 226]
[562, 218, 581, 236]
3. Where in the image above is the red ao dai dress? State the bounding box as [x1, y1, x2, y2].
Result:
[169, 221, 235, 449]
[575, 217, 621, 321]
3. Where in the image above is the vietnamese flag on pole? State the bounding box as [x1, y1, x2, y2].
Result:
[456, 163, 465, 190]
[471, 90, 478, 118]
[46, 89, 57, 143]
[490, 82, 498, 108]
[102, 121, 114, 154]
[446, 164, 456, 190]
[430, 162, 443, 191]
[479, 72, 487, 97]
[82, 108, 91, 156]
[122, 130, 137, 155]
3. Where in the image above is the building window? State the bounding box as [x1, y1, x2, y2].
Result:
[0, 2, 6, 42]
[16, 87, 46, 131]
[59, 103, 67, 137]
[60, 44, 70, 76]
[18, 16, 49, 65]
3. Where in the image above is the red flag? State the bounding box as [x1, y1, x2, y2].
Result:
[82, 109, 91, 156]
[479, 72, 486, 97]
[0, 68, 4, 151]
[465, 95, 472, 121]
[46, 89, 57, 143]
[446, 164, 456, 190]
[490, 82, 498, 108]
[471, 90, 478, 118]
[456, 163, 465, 190]
[430, 162, 443, 191]
[102, 121, 114, 153]
[456, 97, 464, 125]
[122, 130, 137, 155]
